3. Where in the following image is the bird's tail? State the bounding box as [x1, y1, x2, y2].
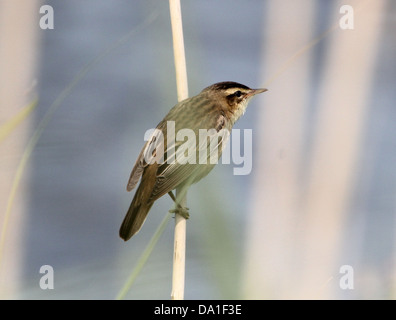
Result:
[119, 197, 153, 241]
[120, 163, 158, 241]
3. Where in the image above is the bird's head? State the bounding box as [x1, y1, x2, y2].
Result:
[202, 81, 267, 122]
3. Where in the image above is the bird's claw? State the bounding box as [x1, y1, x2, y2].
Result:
[169, 205, 190, 219]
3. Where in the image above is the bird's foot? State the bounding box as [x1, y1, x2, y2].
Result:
[169, 205, 190, 219]
[168, 191, 190, 219]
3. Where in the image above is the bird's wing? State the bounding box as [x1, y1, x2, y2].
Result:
[126, 122, 167, 191]
[148, 112, 229, 202]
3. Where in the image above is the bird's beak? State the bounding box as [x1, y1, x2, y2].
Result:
[247, 88, 268, 97]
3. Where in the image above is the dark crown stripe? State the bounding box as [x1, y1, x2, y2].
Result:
[202, 81, 250, 92]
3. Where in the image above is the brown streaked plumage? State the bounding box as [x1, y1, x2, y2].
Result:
[120, 81, 267, 241]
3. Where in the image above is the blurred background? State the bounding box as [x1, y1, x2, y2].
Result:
[0, 0, 395, 299]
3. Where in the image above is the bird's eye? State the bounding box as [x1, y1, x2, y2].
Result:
[234, 90, 242, 97]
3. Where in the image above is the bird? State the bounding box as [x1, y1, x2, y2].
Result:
[119, 81, 267, 241]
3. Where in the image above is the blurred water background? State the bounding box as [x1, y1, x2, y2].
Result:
[1, 0, 395, 299]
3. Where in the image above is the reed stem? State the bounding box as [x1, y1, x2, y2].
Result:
[168, 0, 189, 300]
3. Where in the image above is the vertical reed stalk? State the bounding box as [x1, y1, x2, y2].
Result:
[168, 0, 189, 300]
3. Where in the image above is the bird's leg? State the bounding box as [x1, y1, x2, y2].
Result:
[168, 191, 189, 219]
